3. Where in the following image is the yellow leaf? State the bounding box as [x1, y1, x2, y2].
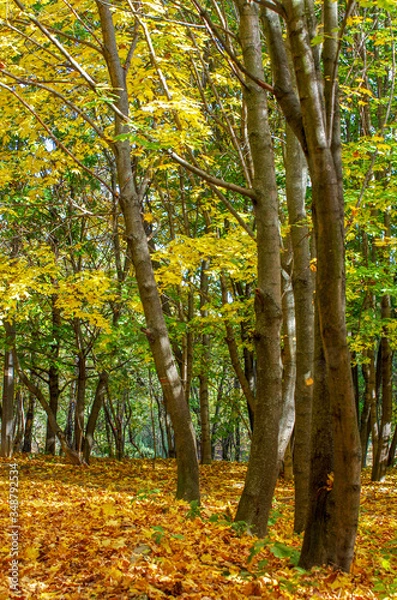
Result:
[25, 546, 40, 561]
[103, 502, 117, 516]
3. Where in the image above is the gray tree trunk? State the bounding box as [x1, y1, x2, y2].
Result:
[265, 0, 361, 571]
[284, 125, 313, 533]
[234, 0, 283, 536]
[199, 260, 212, 464]
[299, 304, 334, 567]
[277, 242, 296, 468]
[73, 318, 86, 456]
[284, 0, 361, 571]
[372, 292, 393, 481]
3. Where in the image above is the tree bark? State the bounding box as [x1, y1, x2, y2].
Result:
[234, 0, 283, 537]
[84, 371, 109, 464]
[199, 260, 212, 464]
[1, 322, 16, 458]
[235, 281, 256, 430]
[387, 424, 397, 467]
[220, 274, 256, 421]
[22, 393, 35, 453]
[282, 0, 361, 571]
[299, 304, 334, 568]
[73, 318, 86, 455]
[360, 349, 376, 468]
[372, 293, 393, 481]
[12, 390, 25, 453]
[277, 243, 296, 468]
[96, 0, 199, 501]
[284, 124, 313, 533]
[45, 295, 61, 455]
[264, 0, 361, 571]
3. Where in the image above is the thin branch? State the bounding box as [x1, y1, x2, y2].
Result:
[60, 0, 104, 47]
[188, 29, 253, 187]
[11, 0, 129, 124]
[327, 0, 356, 143]
[191, 0, 275, 94]
[43, 21, 103, 53]
[0, 82, 114, 195]
[168, 150, 256, 199]
[124, 22, 140, 74]
[252, 0, 286, 18]
[7, 19, 66, 64]
[209, 185, 255, 239]
[12, 0, 97, 89]
[2, 70, 108, 142]
[345, 14, 396, 232]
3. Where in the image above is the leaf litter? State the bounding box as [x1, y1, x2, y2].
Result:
[0, 456, 396, 599]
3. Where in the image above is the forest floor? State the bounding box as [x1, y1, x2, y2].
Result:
[0, 456, 396, 599]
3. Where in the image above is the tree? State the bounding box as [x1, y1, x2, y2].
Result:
[263, 0, 361, 571]
[0, 0, 200, 501]
[232, 0, 283, 536]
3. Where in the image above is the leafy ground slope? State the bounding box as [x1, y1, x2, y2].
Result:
[0, 456, 396, 599]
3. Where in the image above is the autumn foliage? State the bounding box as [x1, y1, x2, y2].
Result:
[0, 456, 396, 599]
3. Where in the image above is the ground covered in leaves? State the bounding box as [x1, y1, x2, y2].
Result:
[0, 456, 396, 599]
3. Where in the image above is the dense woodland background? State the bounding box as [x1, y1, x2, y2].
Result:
[0, 0, 396, 579]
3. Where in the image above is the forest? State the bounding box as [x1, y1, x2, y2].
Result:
[0, 0, 396, 597]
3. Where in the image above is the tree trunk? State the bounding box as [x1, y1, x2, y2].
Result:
[372, 294, 393, 481]
[277, 243, 296, 467]
[211, 373, 224, 459]
[73, 319, 86, 455]
[299, 305, 334, 568]
[360, 349, 376, 468]
[283, 441, 294, 482]
[199, 261, 212, 464]
[22, 393, 35, 453]
[264, 0, 361, 570]
[1, 322, 16, 458]
[183, 290, 195, 403]
[221, 275, 256, 421]
[282, 0, 361, 571]
[387, 424, 397, 467]
[351, 361, 360, 424]
[65, 391, 75, 449]
[84, 371, 109, 464]
[234, 0, 283, 537]
[283, 124, 313, 533]
[96, 0, 199, 501]
[12, 390, 25, 453]
[154, 392, 168, 458]
[45, 295, 61, 454]
[104, 409, 114, 458]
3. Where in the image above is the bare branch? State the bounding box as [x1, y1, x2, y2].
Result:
[168, 150, 256, 200]
[191, 0, 275, 94]
[209, 185, 255, 240]
[252, 0, 286, 18]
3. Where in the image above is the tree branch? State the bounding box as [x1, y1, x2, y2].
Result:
[168, 150, 256, 200]
[0, 81, 114, 195]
